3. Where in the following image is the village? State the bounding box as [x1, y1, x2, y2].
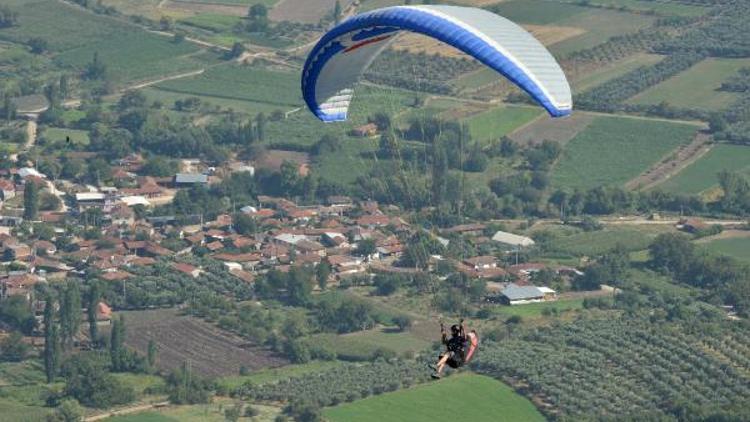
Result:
[0, 149, 608, 333]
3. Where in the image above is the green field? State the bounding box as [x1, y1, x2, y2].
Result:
[315, 138, 380, 184]
[218, 360, 345, 390]
[142, 87, 282, 116]
[324, 373, 545, 422]
[705, 237, 750, 263]
[574, 0, 708, 17]
[656, 144, 750, 194]
[465, 106, 542, 143]
[304, 328, 430, 361]
[42, 128, 90, 146]
[574, 53, 665, 93]
[0, 0, 209, 85]
[628, 58, 750, 111]
[551, 116, 698, 190]
[551, 7, 655, 56]
[180, 14, 242, 32]
[155, 65, 301, 108]
[177, 0, 277, 5]
[546, 227, 668, 256]
[491, 0, 586, 25]
[108, 401, 280, 422]
[494, 297, 585, 318]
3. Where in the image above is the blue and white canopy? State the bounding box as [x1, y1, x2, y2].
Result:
[301, 5, 572, 122]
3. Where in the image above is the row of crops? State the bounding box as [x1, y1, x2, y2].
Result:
[473, 316, 750, 419]
[233, 359, 432, 406]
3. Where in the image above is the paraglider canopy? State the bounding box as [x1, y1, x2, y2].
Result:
[302, 5, 572, 122]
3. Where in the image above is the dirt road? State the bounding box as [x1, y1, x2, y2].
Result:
[84, 402, 169, 421]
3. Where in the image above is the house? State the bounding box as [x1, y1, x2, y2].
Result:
[443, 224, 486, 236]
[295, 239, 326, 257]
[0, 179, 15, 200]
[349, 123, 378, 137]
[4, 242, 31, 260]
[464, 256, 497, 270]
[174, 173, 208, 187]
[75, 192, 107, 211]
[33, 240, 57, 255]
[491, 230, 535, 248]
[172, 263, 202, 278]
[96, 302, 113, 323]
[500, 283, 556, 305]
[356, 214, 390, 227]
[677, 218, 708, 233]
[110, 204, 135, 227]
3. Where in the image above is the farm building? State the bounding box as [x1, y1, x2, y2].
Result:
[492, 230, 535, 248]
[174, 173, 208, 187]
[500, 283, 556, 305]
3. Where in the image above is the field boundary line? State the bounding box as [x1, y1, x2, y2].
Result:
[626, 132, 712, 191]
[83, 401, 170, 421]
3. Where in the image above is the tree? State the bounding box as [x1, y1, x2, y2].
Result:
[44, 300, 60, 383]
[24, 181, 39, 220]
[226, 42, 245, 60]
[29, 37, 49, 54]
[393, 315, 412, 332]
[147, 340, 157, 369]
[334, 0, 342, 24]
[84, 52, 107, 80]
[60, 282, 82, 351]
[355, 238, 376, 257]
[87, 283, 101, 347]
[316, 261, 331, 290]
[0, 332, 30, 362]
[247, 4, 269, 33]
[0, 6, 19, 28]
[255, 112, 266, 141]
[167, 361, 213, 404]
[232, 213, 257, 235]
[47, 399, 84, 422]
[62, 353, 135, 408]
[110, 315, 125, 371]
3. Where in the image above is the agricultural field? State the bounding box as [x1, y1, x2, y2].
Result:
[545, 226, 671, 256]
[551, 116, 698, 190]
[474, 317, 750, 419]
[567, 0, 709, 17]
[107, 400, 281, 422]
[323, 373, 545, 422]
[40, 128, 90, 147]
[464, 106, 542, 143]
[705, 236, 750, 264]
[490, 0, 653, 56]
[508, 111, 594, 146]
[0, 0, 212, 85]
[218, 360, 345, 390]
[628, 58, 750, 111]
[118, 309, 288, 377]
[155, 65, 301, 108]
[304, 327, 430, 361]
[314, 139, 380, 185]
[572, 53, 665, 94]
[140, 87, 281, 116]
[0, 361, 56, 422]
[493, 297, 586, 318]
[655, 144, 750, 194]
[269, 0, 354, 23]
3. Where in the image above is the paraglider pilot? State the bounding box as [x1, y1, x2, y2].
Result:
[430, 319, 467, 379]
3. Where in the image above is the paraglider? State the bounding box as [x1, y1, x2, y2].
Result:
[301, 5, 572, 122]
[429, 319, 479, 379]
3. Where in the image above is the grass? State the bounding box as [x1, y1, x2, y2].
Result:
[112, 373, 166, 395]
[0, 0, 211, 85]
[454, 68, 504, 92]
[304, 328, 431, 361]
[180, 14, 242, 32]
[574, 0, 708, 17]
[0, 398, 50, 422]
[142, 87, 282, 116]
[41, 128, 90, 146]
[218, 360, 345, 390]
[628, 58, 750, 111]
[574, 53, 664, 93]
[491, 0, 586, 25]
[0, 360, 47, 386]
[177, 0, 277, 5]
[324, 373, 545, 422]
[494, 297, 585, 318]
[315, 138, 380, 185]
[107, 400, 281, 422]
[155, 65, 301, 108]
[546, 227, 667, 256]
[551, 7, 655, 56]
[464, 106, 542, 143]
[705, 237, 750, 264]
[656, 144, 750, 194]
[55, 34, 206, 85]
[551, 116, 698, 190]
